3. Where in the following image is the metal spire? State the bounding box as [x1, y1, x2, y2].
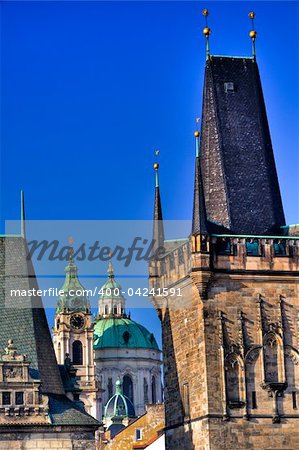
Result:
[248, 11, 257, 59]
[20, 190, 26, 237]
[202, 9, 211, 60]
[192, 119, 208, 236]
[152, 150, 164, 253]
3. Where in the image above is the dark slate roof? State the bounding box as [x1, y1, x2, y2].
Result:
[0, 236, 65, 395]
[48, 395, 99, 426]
[199, 56, 285, 235]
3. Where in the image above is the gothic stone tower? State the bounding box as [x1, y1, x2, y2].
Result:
[149, 55, 299, 448]
[53, 253, 100, 418]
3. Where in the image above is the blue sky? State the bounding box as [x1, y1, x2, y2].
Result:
[1, 1, 298, 347]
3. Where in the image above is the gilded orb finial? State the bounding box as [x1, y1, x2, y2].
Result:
[194, 131, 200, 138]
[202, 8, 211, 59]
[248, 11, 257, 58]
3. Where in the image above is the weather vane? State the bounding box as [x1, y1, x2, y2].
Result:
[248, 11, 257, 59]
[202, 9, 211, 60]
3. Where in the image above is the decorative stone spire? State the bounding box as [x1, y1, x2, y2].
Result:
[56, 240, 90, 313]
[192, 122, 208, 237]
[98, 261, 126, 318]
[152, 150, 165, 255]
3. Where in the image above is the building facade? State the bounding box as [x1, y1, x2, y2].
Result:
[149, 44, 299, 450]
[0, 236, 99, 449]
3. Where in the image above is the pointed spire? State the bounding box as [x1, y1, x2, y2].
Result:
[21, 190, 26, 237]
[152, 150, 165, 254]
[192, 120, 208, 236]
[107, 260, 115, 278]
[248, 11, 257, 59]
[202, 8, 211, 60]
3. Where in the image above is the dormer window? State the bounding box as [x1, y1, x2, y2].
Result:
[224, 82, 234, 93]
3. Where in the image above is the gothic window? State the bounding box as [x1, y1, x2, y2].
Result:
[264, 333, 280, 383]
[251, 391, 257, 409]
[292, 392, 297, 409]
[113, 304, 117, 315]
[57, 318, 60, 330]
[2, 392, 11, 405]
[225, 353, 244, 407]
[143, 378, 149, 404]
[104, 305, 109, 315]
[151, 375, 157, 404]
[108, 377, 113, 399]
[123, 374, 134, 403]
[72, 340, 83, 365]
[15, 392, 24, 405]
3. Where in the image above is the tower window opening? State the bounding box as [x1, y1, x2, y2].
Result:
[183, 382, 190, 417]
[123, 374, 134, 403]
[113, 304, 117, 315]
[151, 375, 157, 404]
[72, 340, 83, 365]
[123, 331, 130, 344]
[104, 305, 109, 315]
[251, 391, 257, 409]
[292, 391, 297, 409]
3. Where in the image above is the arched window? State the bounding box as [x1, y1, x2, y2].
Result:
[143, 378, 149, 404]
[123, 374, 134, 403]
[108, 377, 113, 399]
[104, 305, 109, 315]
[151, 375, 157, 404]
[72, 340, 83, 365]
[57, 342, 61, 364]
[264, 333, 280, 383]
[113, 304, 118, 315]
[57, 318, 60, 330]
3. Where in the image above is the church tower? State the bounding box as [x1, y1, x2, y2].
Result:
[53, 251, 99, 418]
[149, 10, 299, 450]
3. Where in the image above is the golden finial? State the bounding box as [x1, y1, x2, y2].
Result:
[153, 150, 159, 170]
[153, 150, 160, 187]
[248, 11, 257, 58]
[202, 8, 211, 59]
[194, 118, 200, 157]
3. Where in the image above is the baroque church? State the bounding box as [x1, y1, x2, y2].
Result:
[52, 255, 162, 422]
[149, 9, 299, 450]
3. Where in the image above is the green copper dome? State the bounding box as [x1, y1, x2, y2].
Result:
[104, 379, 135, 419]
[56, 255, 90, 313]
[94, 317, 159, 350]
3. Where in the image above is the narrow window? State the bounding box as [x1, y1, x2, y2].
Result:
[72, 340, 83, 365]
[2, 392, 11, 406]
[252, 391, 257, 409]
[123, 374, 134, 403]
[292, 391, 297, 409]
[135, 429, 142, 441]
[113, 304, 117, 315]
[108, 378, 113, 399]
[183, 382, 190, 417]
[15, 392, 24, 405]
[104, 305, 109, 315]
[151, 375, 157, 404]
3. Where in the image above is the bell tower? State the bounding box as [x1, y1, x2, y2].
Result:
[53, 250, 100, 418]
